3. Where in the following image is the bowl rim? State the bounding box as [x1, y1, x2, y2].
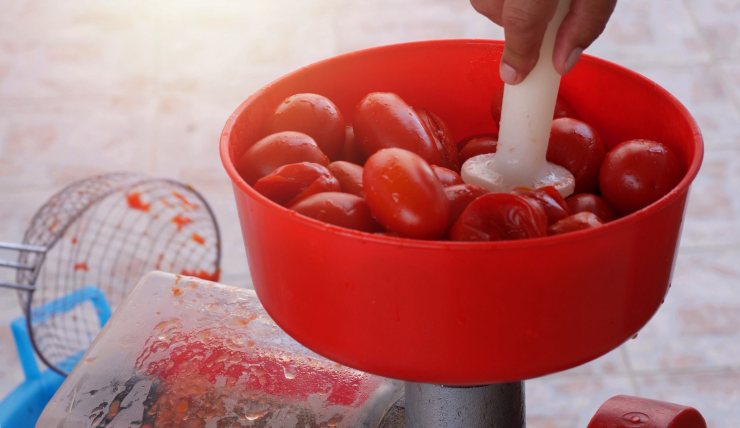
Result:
[220, 38, 704, 250]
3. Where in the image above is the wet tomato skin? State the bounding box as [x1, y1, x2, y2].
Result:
[363, 148, 449, 239]
[513, 186, 570, 225]
[458, 134, 498, 163]
[238, 131, 329, 184]
[450, 193, 548, 241]
[547, 118, 606, 193]
[566, 193, 616, 222]
[444, 184, 488, 228]
[253, 162, 340, 206]
[328, 161, 364, 197]
[416, 108, 459, 170]
[271, 93, 345, 159]
[599, 139, 684, 215]
[353, 92, 442, 165]
[432, 165, 464, 187]
[290, 192, 380, 233]
[548, 212, 603, 235]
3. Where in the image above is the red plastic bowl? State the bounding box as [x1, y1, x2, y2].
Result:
[220, 40, 703, 385]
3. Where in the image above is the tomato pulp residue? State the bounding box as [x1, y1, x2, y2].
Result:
[180, 268, 220, 282]
[171, 287, 183, 297]
[71, 237, 78, 245]
[191, 233, 205, 245]
[171, 215, 192, 231]
[126, 191, 151, 212]
[73, 262, 89, 272]
[173, 191, 199, 210]
[47, 219, 59, 234]
[135, 327, 371, 407]
[155, 253, 164, 270]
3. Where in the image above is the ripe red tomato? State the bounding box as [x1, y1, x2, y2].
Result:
[340, 125, 366, 165]
[432, 165, 463, 187]
[328, 161, 364, 197]
[253, 162, 340, 206]
[450, 193, 548, 241]
[548, 212, 603, 235]
[565, 193, 616, 222]
[237, 131, 329, 184]
[353, 92, 443, 166]
[271, 93, 345, 159]
[547, 118, 606, 193]
[513, 186, 570, 225]
[290, 192, 380, 232]
[444, 184, 487, 228]
[416, 108, 459, 170]
[363, 148, 449, 239]
[458, 134, 498, 163]
[599, 139, 684, 215]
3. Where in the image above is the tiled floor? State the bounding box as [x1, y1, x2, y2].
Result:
[1, 0, 738, 426]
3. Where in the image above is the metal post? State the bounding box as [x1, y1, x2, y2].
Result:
[404, 382, 525, 428]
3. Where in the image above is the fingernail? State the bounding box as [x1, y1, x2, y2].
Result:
[500, 62, 519, 84]
[563, 48, 583, 74]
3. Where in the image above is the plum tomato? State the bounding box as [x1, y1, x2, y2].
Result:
[548, 212, 603, 235]
[363, 148, 449, 239]
[271, 93, 345, 159]
[566, 193, 616, 222]
[513, 186, 570, 225]
[432, 165, 463, 187]
[253, 162, 340, 207]
[290, 192, 380, 233]
[547, 118, 606, 193]
[237, 131, 329, 184]
[599, 139, 684, 215]
[416, 107, 459, 170]
[340, 125, 366, 165]
[450, 193, 548, 241]
[328, 161, 364, 197]
[353, 92, 443, 166]
[444, 184, 487, 228]
[458, 134, 498, 163]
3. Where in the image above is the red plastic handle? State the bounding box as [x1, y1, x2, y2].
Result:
[588, 395, 706, 428]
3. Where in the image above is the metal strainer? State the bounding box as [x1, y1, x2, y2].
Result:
[0, 172, 221, 375]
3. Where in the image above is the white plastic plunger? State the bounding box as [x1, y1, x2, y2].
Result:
[462, 0, 575, 197]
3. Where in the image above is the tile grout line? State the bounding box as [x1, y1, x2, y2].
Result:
[679, 0, 740, 115]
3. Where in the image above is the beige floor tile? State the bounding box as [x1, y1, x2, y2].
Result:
[0, 97, 156, 191]
[685, 0, 740, 60]
[624, 248, 740, 372]
[527, 374, 636, 427]
[681, 148, 740, 248]
[634, 369, 740, 427]
[589, 0, 709, 66]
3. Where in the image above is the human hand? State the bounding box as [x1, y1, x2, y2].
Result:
[470, 0, 616, 84]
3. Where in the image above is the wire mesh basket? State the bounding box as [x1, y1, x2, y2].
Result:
[1, 172, 221, 375]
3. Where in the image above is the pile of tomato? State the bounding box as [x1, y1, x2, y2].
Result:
[236, 92, 684, 241]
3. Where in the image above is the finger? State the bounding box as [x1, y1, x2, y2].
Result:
[500, 0, 559, 84]
[553, 0, 616, 75]
[470, 0, 504, 25]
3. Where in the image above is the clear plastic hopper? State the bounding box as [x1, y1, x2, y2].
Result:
[37, 272, 402, 427]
